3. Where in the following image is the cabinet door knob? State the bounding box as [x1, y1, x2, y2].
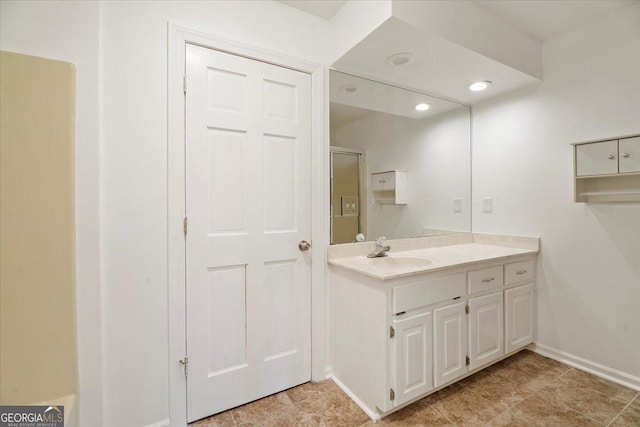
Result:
[607, 154, 615, 160]
[622, 152, 629, 158]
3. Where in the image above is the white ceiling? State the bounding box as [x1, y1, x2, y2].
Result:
[330, 70, 466, 130]
[476, 0, 639, 41]
[278, 0, 639, 41]
[277, 0, 347, 19]
[332, 18, 539, 105]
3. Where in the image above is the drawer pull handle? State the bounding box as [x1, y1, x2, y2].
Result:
[608, 154, 615, 160]
[516, 270, 527, 275]
[622, 152, 629, 158]
[481, 277, 495, 283]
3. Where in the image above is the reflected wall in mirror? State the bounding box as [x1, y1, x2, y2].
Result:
[329, 70, 471, 243]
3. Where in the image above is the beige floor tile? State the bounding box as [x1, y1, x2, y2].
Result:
[484, 410, 530, 427]
[380, 403, 454, 426]
[285, 380, 338, 404]
[190, 352, 636, 427]
[508, 393, 601, 427]
[427, 387, 504, 427]
[292, 382, 369, 427]
[537, 374, 630, 424]
[462, 368, 533, 411]
[493, 354, 569, 392]
[190, 410, 235, 427]
[230, 392, 302, 426]
[610, 395, 640, 426]
[562, 368, 638, 403]
[418, 383, 463, 406]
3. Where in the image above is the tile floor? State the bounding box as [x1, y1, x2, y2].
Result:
[190, 350, 640, 426]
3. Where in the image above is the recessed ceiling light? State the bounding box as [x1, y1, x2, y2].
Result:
[468, 81, 492, 91]
[414, 103, 431, 111]
[338, 84, 358, 94]
[386, 52, 415, 67]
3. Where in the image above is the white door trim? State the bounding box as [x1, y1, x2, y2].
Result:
[167, 23, 328, 426]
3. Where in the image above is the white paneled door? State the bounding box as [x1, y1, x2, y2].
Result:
[185, 44, 312, 422]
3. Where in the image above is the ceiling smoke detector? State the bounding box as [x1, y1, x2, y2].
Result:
[386, 52, 415, 67]
[338, 84, 358, 94]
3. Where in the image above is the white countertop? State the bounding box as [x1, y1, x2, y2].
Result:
[327, 234, 539, 281]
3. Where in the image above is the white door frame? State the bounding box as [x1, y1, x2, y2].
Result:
[167, 23, 328, 426]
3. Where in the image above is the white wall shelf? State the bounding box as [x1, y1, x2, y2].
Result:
[573, 135, 640, 202]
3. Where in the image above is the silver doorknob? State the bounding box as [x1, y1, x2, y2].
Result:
[608, 154, 615, 160]
[298, 240, 311, 251]
[622, 152, 629, 158]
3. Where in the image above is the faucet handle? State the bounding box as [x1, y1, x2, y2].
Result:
[376, 236, 390, 249]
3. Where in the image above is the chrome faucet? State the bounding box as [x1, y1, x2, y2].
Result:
[367, 236, 391, 258]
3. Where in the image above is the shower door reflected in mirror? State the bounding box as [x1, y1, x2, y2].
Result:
[330, 147, 364, 244]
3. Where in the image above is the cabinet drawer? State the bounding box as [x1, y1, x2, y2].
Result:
[393, 273, 466, 314]
[504, 260, 534, 286]
[468, 266, 503, 294]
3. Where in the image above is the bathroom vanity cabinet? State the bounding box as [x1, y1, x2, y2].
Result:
[573, 135, 640, 202]
[330, 252, 536, 419]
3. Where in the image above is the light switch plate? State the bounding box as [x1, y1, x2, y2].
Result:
[483, 197, 493, 213]
[453, 198, 462, 213]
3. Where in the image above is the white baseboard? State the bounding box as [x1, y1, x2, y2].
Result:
[329, 375, 380, 421]
[531, 343, 640, 391]
[144, 419, 170, 427]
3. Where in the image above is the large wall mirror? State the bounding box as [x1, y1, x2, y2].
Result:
[330, 70, 471, 244]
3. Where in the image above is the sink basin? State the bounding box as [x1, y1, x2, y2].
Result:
[368, 256, 432, 269]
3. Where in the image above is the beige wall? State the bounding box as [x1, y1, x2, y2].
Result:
[0, 51, 77, 403]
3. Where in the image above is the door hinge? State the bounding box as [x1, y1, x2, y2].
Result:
[390, 325, 395, 339]
[465, 304, 469, 315]
[390, 388, 395, 401]
[179, 356, 189, 377]
[465, 355, 470, 367]
[183, 216, 188, 237]
[183, 75, 187, 94]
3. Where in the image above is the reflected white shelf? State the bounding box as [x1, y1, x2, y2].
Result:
[579, 190, 640, 197]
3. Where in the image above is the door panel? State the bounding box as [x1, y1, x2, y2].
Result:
[468, 292, 503, 370]
[393, 312, 433, 406]
[185, 43, 312, 422]
[434, 303, 467, 387]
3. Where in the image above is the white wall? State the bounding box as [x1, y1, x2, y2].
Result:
[1, 0, 391, 426]
[332, 107, 471, 239]
[0, 2, 102, 427]
[99, 2, 385, 426]
[472, 4, 640, 382]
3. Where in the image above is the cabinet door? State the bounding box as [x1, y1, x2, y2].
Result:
[383, 172, 396, 190]
[505, 283, 535, 353]
[434, 302, 467, 387]
[576, 140, 618, 176]
[371, 173, 386, 191]
[468, 292, 503, 370]
[619, 136, 640, 173]
[392, 312, 433, 406]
